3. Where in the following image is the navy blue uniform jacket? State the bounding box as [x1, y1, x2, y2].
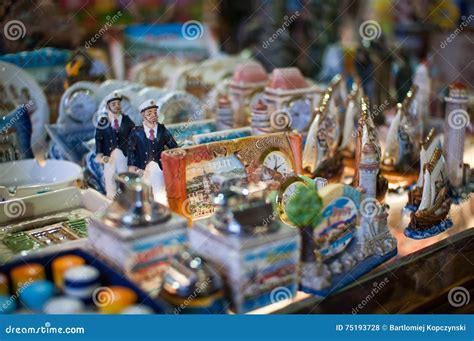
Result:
[95, 114, 135, 157]
[127, 124, 178, 170]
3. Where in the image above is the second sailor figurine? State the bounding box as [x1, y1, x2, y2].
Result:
[128, 99, 178, 203]
[95, 91, 135, 198]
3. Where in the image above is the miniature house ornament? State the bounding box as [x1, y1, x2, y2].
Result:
[443, 82, 473, 201]
[228, 61, 268, 128]
[251, 67, 322, 135]
[95, 91, 135, 198]
[128, 99, 178, 204]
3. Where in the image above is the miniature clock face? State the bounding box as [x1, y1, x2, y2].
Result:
[65, 90, 97, 123]
[261, 150, 293, 181]
[288, 97, 312, 132]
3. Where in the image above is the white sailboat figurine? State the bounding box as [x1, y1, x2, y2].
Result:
[341, 82, 362, 165]
[406, 128, 442, 212]
[302, 86, 343, 182]
[405, 146, 452, 239]
[381, 87, 420, 185]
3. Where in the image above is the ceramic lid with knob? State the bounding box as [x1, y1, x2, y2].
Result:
[99, 172, 171, 228]
[210, 181, 279, 236]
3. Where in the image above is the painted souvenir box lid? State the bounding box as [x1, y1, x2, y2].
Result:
[0, 187, 109, 265]
[89, 213, 188, 242]
[167, 119, 217, 146]
[161, 132, 302, 220]
[0, 48, 70, 69]
[124, 24, 211, 66]
[191, 220, 299, 251]
[191, 127, 252, 145]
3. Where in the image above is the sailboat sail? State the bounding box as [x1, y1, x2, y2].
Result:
[302, 113, 321, 174]
[383, 106, 401, 164]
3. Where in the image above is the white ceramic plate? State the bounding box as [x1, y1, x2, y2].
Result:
[0, 159, 82, 201]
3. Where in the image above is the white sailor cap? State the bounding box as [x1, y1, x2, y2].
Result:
[139, 99, 159, 113]
[104, 91, 122, 104]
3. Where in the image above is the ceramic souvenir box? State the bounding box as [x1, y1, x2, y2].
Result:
[190, 221, 300, 313]
[0, 187, 109, 265]
[161, 132, 302, 220]
[88, 215, 188, 294]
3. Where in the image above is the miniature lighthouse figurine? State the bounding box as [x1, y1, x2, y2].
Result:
[412, 60, 431, 134]
[357, 126, 380, 243]
[443, 83, 471, 198]
[356, 98, 395, 254]
[358, 133, 378, 200]
[128, 99, 178, 204]
[95, 91, 135, 198]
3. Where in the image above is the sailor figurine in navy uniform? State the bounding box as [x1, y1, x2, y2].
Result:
[128, 99, 178, 203]
[95, 91, 135, 198]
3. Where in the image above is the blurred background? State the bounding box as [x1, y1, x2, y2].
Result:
[1, 0, 473, 121]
